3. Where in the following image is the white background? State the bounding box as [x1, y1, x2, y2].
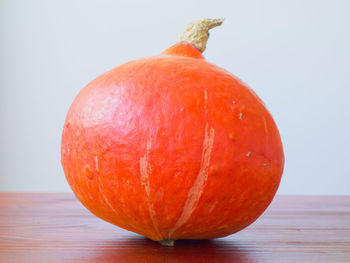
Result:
[1, 0, 349, 194]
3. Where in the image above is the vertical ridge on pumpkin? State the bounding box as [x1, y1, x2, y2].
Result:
[168, 124, 215, 238]
[97, 175, 120, 217]
[204, 90, 208, 112]
[101, 192, 118, 215]
[262, 115, 269, 145]
[140, 138, 162, 240]
[94, 156, 99, 172]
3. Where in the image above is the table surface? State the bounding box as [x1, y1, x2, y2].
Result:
[0, 193, 349, 263]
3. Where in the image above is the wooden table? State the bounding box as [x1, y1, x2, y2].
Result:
[0, 193, 349, 262]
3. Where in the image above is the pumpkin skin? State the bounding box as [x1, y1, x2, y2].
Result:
[61, 42, 284, 243]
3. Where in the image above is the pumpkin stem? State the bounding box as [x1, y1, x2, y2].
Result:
[177, 18, 224, 53]
[159, 239, 175, 246]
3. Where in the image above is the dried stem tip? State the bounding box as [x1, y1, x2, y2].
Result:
[177, 18, 224, 53]
[159, 239, 175, 246]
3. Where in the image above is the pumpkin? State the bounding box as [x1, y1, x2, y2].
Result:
[61, 18, 284, 246]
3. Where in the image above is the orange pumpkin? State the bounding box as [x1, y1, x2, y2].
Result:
[61, 19, 284, 246]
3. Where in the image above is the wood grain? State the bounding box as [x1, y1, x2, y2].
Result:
[0, 193, 349, 262]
